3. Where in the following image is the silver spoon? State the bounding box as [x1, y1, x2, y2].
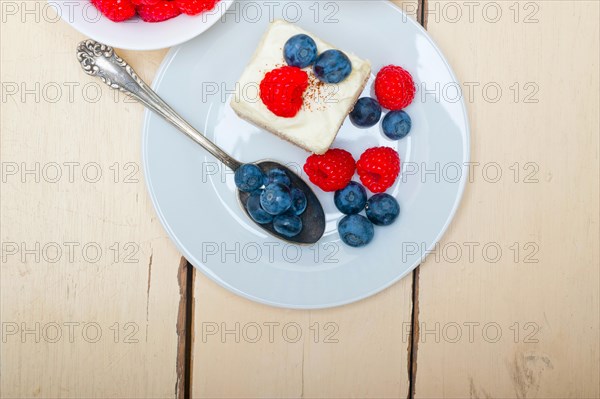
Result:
[76, 39, 325, 244]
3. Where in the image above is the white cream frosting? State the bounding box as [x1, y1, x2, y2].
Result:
[231, 20, 371, 154]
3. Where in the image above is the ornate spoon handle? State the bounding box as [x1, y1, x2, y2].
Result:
[76, 39, 241, 171]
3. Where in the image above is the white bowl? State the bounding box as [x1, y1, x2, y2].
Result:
[49, 0, 234, 50]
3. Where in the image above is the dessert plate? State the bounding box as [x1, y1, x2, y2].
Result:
[143, 1, 470, 308]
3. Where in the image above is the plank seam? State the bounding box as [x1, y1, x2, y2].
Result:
[408, 3, 427, 397]
[418, 0, 428, 28]
[175, 257, 195, 399]
[185, 264, 196, 399]
[145, 251, 153, 343]
[407, 267, 420, 399]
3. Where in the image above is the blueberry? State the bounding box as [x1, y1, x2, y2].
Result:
[234, 163, 265, 192]
[365, 193, 400, 226]
[338, 214, 374, 247]
[260, 183, 292, 215]
[284, 34, 318, 68]
[382, 110, 412, 140]
[349, 97, 382, 128]
[290, 188, 307, 215]
[273, 211, 303, 237]
[313, 49, 352, 84]
[246, 190, 273, 224]
[266, 168, 291, 187]
[334, 182, 367, 214]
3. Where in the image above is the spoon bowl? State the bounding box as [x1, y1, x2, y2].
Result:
[238, 161, 325, 245]
[76, 39, 325, 244]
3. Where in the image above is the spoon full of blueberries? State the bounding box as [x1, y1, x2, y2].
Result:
[234, 162, 325, 244]
[77, 39, 325, 244]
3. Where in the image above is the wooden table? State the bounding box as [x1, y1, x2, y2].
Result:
[1, 1, 598, 397]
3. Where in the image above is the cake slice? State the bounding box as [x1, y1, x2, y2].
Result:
[231, 20, 371, 154]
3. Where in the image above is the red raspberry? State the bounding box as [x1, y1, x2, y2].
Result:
[357, 147, 400, 193]
[260, 66, 309, 118]
[131, 0, 160, 6]
[137, 0, 181, 22]
[91, 0, 136, 22]
[174, 0, 220, 15]
[303, 149, 356, 192]
[375, 65, 415, 110]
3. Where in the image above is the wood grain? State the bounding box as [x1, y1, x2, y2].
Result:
[0, 7, 182, 398]
[190, 2, 419, 398]
[191, 275, 413, 398]
[414, 1, 600, 397]
[3, 0, 598, 398]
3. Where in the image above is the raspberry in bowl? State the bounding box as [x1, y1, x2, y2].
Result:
[49, 0, 233, 50]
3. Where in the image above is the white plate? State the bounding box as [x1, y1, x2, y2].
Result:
[142, 1, 470, 308]
[49, 0, 233, 51]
